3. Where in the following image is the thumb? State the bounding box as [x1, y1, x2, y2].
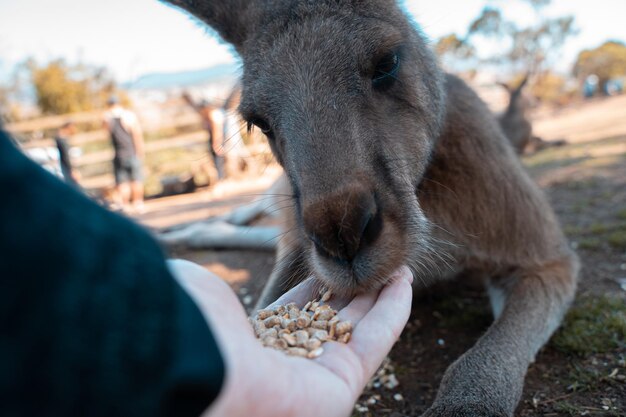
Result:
[167, 259, 252, 338]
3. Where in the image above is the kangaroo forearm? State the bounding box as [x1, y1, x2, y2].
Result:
[255, 244, 309, 309]
[430, 257, 579, 417]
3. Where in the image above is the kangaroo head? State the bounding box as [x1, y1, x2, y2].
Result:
[167, 0, 447, 294]
[500, 75, 532, 115]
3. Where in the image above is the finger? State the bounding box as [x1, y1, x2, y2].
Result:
[334, 265, 412, 326]
[167, 259, 253, 337]
[334, 291, 379, 327]
[347, 266, 413, 377]
[326, 293, 353, 311]
[307, 267, 413, 398]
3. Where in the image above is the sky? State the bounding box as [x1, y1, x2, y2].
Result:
[0, 0, 624, 83]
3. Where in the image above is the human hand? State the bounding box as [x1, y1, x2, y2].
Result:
[168, 260, 413, 417]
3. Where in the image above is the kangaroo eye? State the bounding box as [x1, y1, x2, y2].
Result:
[372, 52, 400, 89]
[247, 118, 273, 136]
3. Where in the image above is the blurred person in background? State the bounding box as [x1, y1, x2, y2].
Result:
[54, 121, 81, 186]
[583, 74, 599, 98]
[103, 96, 145, 213]
[182, 92, 226, 184]
[605, 78, 624, 96]
[220, 83, 253, 177]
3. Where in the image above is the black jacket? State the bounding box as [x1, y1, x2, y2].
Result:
[0, 131, 224, 417]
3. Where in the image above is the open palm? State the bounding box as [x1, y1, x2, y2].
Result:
[169, 260, 413, 417]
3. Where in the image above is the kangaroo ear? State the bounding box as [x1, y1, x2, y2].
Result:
[517, 74, 530, 91]
[163, 0, 257, 51]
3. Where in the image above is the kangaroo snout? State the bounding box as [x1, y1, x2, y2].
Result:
[303, 183, 382, 264]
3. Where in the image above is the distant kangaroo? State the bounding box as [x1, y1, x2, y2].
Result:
[498, 76, 567, 154]
[498, 76, 533, 154]
[166, 1, 579, 416]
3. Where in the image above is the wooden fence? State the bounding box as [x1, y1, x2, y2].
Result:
[5, 102, 270, 192]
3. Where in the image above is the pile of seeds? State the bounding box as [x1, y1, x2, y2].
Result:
[250, 290, 352, 359]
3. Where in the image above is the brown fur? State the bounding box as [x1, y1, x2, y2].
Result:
[498, 76, 533, 154]
[498, 77, 568, 155]
[165, 1, 579, 415]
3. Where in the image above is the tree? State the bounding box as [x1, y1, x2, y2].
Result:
[468, 7, 505, 37]
[0, 44, 13, 122]
[573, 41, 626, 91]
[529, 71, 572, 104]
[435, 0, 577, 75]
[510, 16, 575, 73]
[465, 0, 577, 74]
[0, 79, 21, 123]
[29, 59, 118, 115]
[435, 33, 475, 63]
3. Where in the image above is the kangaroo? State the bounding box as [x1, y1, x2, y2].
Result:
[165, 1, 579, 415]
[497, 76, 533, 154]
[498, 76, 567, 155]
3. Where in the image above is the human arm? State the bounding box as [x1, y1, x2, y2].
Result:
[209, 109, 225, 155]
[0, 132, 223, 417]
[169, 260, 414, 417]
[129, 115, 145, 159]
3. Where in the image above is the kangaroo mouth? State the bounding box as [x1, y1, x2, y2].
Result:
[305, 206, 418, 296]
[295, 177, 437, 296]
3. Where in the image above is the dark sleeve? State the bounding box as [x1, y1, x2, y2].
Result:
[0, 132, 224, 417]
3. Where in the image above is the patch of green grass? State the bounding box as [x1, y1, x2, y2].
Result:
[567, 220, 626, 251]
[600, 191, 615, 200]
[564, 225, 584, 236]
[570, 201, 590, 214]
[565, 364, 603, 393]
[577, 237, 602, 250]
[560, 178, 600, 191]
[581, 155, 625, 169]
[587, 223, 609, 235]
[617, 209, 626, 221]
[551, 295, 626, 356]
[553, 400, 584, 416]
[554, 399, 622, 417]
[607, 230, 626, 250]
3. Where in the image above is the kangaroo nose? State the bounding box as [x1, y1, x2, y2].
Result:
[303, 185, 383, 263]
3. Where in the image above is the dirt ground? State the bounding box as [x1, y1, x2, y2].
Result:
[136, 95, 626, 417]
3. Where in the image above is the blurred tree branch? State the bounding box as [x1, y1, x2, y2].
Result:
[434, 0, 579, 104]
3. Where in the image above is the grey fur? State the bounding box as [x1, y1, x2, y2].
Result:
[165, 1, 579, 415]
